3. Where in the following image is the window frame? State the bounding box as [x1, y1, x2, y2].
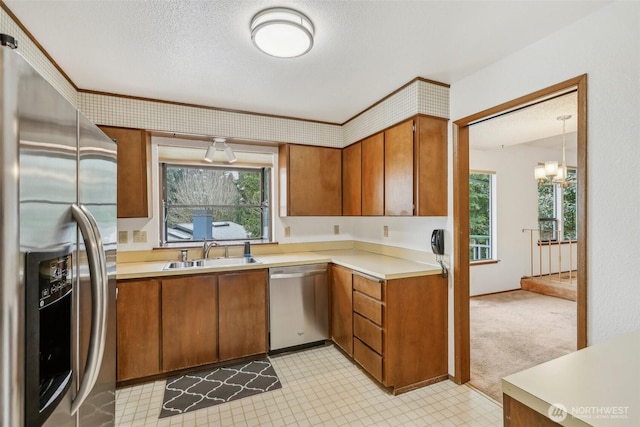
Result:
[160, 162, 272, 246]
[537, 167, 577, 243]
[469, 170, 497, 263]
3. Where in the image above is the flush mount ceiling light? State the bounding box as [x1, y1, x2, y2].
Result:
[250, 7, 314, 58]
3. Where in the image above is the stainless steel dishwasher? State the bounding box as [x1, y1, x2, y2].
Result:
[269, 263, 329, 352]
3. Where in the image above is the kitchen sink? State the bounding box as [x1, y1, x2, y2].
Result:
[164, 257, 261, 270]
[164, 260, 205, 269]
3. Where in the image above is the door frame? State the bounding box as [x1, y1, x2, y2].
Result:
[452, 74, 588, 384]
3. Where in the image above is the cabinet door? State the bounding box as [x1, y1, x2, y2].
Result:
[330, 265, 353, 356]
[384, 275, 447, 388]
[99, 126, 149, 218]
[361, 133, 385, 216]
[280, 144, 342, 216]
[384, 120, 414, 215]
[342, 142, 361, 216]
[116, 279, 161, 381]
[415, 116, 448, 216]
[218, 270, 268, 361]
[162, 275, 218, 371]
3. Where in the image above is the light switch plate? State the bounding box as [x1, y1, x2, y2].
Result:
[333, 225, 339, 235]
[284, 226, 291, 237]
[383, 225, 389, 237]
[133, 230, 147, 243]
[118, 231, 128, 244]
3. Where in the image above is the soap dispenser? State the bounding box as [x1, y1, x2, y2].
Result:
[243, 241, 251, 258]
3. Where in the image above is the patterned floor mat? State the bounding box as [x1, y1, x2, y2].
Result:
[159, 359, 282, 418]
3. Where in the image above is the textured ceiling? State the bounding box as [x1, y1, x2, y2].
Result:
[4, 0, 609, 124]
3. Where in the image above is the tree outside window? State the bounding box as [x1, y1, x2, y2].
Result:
[537, 168, 577, 242]
[162, 164, 270, 244]
[469, 172, 495, 261]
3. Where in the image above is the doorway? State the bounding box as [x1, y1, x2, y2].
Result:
[452, 75, 588, 385]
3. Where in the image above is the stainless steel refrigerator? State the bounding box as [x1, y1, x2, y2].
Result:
[0, 38, 116, 426]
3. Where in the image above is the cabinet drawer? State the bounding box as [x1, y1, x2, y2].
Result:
[353, 291, 383, 326]
[353, 313, 383, 354]
[353, 274, 383, 300]
[354, 338, 383, 383]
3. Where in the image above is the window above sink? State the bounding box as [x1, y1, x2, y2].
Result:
[160, 162, 272, 246]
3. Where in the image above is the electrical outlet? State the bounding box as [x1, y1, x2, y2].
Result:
[383, 225, 389, 237]
[118, 231, 128, 244]
[334, 225, 339, 235]
[133, 230, 147, 243]
[284, 226, 291, 237]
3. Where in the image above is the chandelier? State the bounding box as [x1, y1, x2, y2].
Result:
[534, 115, 574, 187]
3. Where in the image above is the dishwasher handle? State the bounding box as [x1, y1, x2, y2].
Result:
[270, 270, 327, 280]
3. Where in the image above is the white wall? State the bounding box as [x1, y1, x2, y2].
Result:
[469, 143, 577, 296]
[351, 216, 448, 253]
[449, 1, 640, 357]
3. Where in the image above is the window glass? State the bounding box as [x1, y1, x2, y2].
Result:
[469, 172, 494, 261]
[537, 168, 577, 242]
[562, 169, 577, 240]
[162, 164, 271, 244]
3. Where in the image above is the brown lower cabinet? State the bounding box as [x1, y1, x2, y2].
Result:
[161, 274, 218, 371]
[218, 270, 268, 361]
[116, 269, 268, 383]
[116, 278, 161, 382]
[330, 265, 354, 356]
[503, 394, 562, 427]
[351, 271, 448, 394]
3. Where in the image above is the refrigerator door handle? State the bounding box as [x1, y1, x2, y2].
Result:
[70, 204, 108, 415]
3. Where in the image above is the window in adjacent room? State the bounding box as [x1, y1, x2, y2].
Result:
[469, 171, 496, 262]
[537, 167, 577, 242]
[161, 163, 271, 245]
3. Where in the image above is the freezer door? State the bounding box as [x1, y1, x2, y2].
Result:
[12, 49, 79, 427]
[76, 113, 117, 426]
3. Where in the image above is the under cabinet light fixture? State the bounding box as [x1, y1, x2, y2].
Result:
[250, 7, 314, 58]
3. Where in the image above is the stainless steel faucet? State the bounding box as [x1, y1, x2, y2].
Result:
[203, 240, 218, 259]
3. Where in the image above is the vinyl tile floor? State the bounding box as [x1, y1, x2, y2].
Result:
[115, 345, 502, 426]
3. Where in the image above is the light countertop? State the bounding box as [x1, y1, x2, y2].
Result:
[502, 329, 640, 426]
[116, 248, 442, 281]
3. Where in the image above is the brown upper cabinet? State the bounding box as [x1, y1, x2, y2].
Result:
[99, 126, 150, 218]
[414, 115, 448, 216]
[361, 133, 385, 216]
[341, 115, 448, 217]
[279, 144, 342, 216]
[384, 120, 414, 215]
[342, 141, 361, 216]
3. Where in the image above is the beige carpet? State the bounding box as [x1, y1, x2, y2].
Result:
[469, 290, 576, 403]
